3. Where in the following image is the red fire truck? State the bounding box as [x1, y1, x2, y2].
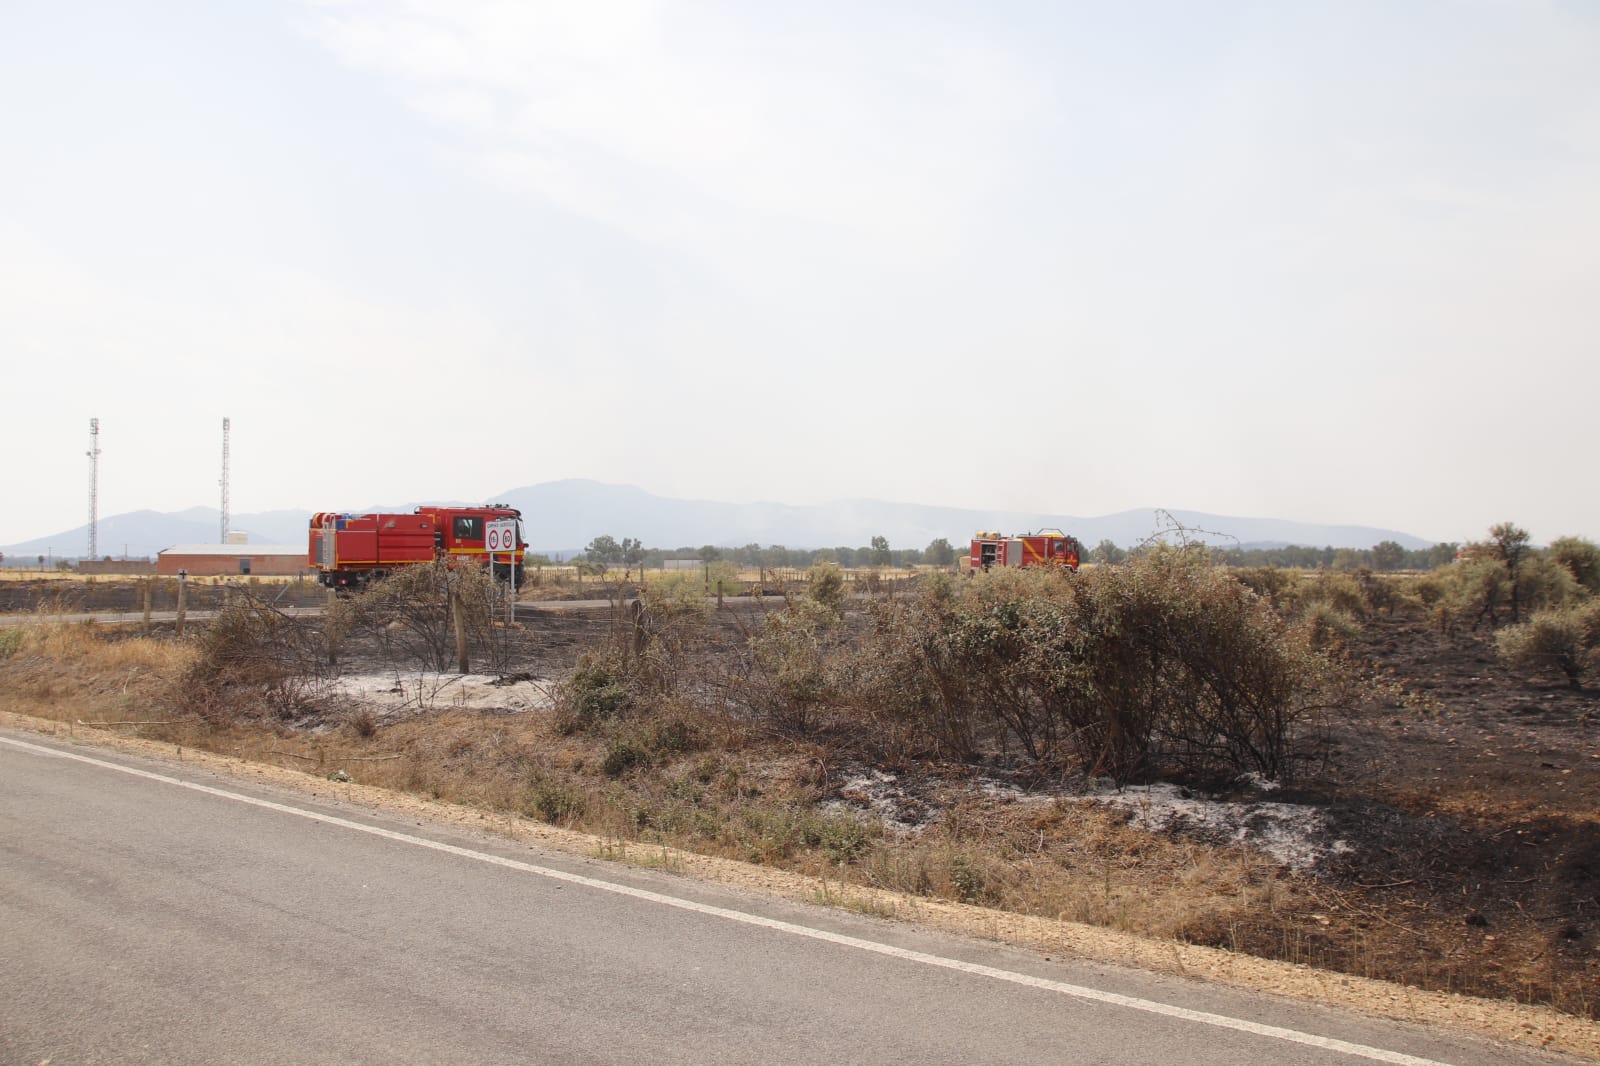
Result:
[308, 505, 526, 589]
[969, 529, 1082, 573]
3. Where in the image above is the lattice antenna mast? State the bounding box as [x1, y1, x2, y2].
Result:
[220, 416, 231, 543]
[87, 417, 101, 559]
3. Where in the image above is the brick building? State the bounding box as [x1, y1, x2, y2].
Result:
[156, 544, 310, 577]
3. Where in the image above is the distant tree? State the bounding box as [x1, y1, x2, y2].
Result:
[1332, 549, 1367, 571]
[1425, 543, 1459, 569]
[1371, 541, 1405, 571]
[925, 537, 956, 567]
[834, 546, 858, 567]
[735, 543, 763, 566]
[870, 535, 892, 568]
[585, 535, 623, 568]
[698, 544, 723, 563]
[1489, 522, 1533, 622]
[621, 537, 645, 580]
[1092, 539, 1126, 565]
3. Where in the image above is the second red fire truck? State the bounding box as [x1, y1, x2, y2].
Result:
[969, 529, 1083, 573]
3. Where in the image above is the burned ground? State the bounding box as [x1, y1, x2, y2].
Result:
[292, 592, 1600, 1015]
[4, 578, 1598, 1018]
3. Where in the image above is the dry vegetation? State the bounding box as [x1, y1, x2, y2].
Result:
[3, 542, 1598, 1032]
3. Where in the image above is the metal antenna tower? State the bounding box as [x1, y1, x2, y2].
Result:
[220, 416, 231, 543]
[87, 418, 101, 558]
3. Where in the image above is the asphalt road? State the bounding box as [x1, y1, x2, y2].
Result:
[0, 730, 1562, 1066]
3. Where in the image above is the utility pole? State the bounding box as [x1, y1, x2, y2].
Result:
[220, 416, 230, 543]
[87, 417, 101, 559]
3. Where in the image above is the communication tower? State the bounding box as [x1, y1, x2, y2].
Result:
[87, 417, 101, 559]
[220, 416, 231, 543]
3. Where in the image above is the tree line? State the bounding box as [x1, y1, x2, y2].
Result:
[547, 529, 1589, 582]
[535, 535, 962, 571]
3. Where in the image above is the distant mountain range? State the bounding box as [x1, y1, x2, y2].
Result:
[1, 479, 1436, 562]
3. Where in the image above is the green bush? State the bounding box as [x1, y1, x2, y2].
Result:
[522, 773, 587, 822]
[829, 553, 1332, 785]
[1292, 571, 1366, 619]
[748, 599, 846, 732]
[1300, 602, 1361, 651]
[601, 738, 649, 776]
[1496, 603, 1600, 688]
[1549, 536, 1600, 593]
[559, 653, 634, 730]
[806, 561, 847, 614]
[642, 571, 711, 621]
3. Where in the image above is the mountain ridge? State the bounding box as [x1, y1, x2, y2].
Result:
[1, 478, 1439, 561]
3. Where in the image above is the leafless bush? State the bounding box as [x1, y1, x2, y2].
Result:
[183, 584, 328, 720]
[326, 559, 516, 674]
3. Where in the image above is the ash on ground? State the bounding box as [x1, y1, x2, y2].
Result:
[830, 766, 1349, 872]
[318, 672, 556, 722]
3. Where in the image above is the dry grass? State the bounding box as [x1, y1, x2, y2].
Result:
[1, 623, 1286, 942]
[0, 623, 194, 723]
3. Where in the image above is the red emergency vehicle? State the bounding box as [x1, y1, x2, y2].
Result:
[308, 505, 526, 589]
[969, 529, 1082, 573]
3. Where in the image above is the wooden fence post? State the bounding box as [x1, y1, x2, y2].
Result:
[451, 589, 469, 674]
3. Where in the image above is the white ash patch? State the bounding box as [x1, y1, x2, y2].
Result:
[979, 779, 1031, 801]
[1086, 782, 1350, 872]
[825, 768, 933, 834]
[318, 672, 555, 721]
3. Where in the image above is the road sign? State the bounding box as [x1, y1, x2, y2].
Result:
[485, 519, 517, 554]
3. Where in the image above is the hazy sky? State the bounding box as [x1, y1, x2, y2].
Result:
[3, 1, 1596, 549]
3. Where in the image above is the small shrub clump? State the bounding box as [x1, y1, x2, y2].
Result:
[557, 652, 636, 732]
[1496, 601, 1600, 688]
[803, 551, 1334, 786]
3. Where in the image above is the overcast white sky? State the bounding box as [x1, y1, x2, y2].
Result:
[3, 1, 1597, 549]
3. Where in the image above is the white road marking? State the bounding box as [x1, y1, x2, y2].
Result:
[2, 734, 1454, 1065]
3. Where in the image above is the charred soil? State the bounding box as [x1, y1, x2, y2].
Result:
[5, 586, 1599, 1025]
[349, 602, 1600, 1015]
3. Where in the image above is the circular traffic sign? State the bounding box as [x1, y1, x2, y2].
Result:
[487, 529, 501, 551]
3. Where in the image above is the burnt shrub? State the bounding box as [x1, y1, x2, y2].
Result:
[327, 558, 514, 674]
[183, 586, 327, 720]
